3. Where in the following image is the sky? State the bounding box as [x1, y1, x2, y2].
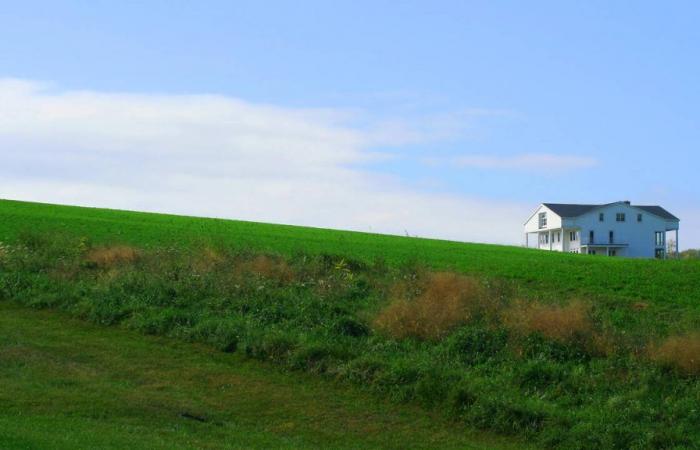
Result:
[1, 1, 698, 248]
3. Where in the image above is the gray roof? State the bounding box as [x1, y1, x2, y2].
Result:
[543, 202, 679, 221]
[635, 205, 680, 221]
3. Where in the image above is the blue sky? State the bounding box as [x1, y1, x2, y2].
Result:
[1, 1, 698, 247]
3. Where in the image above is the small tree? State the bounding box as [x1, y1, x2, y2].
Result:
[667, 239, 678, 259]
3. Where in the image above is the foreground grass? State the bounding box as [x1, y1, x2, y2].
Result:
[0, 303, 521, 450]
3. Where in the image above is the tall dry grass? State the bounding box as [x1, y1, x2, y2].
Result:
[502, 300, 592, 343]
[85, 245, 140, 268]
[373, 272, 488, 341]
[192, 247, 226, 272]
[650, 333, 700, 376]
[234, 255, 295, 283]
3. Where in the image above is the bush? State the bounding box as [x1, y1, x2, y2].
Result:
[650, 332, 700, 376]
[243, 332, 297, 363]
[332, 316, 370, 337]
[85, 245, 139, 268]
[130, 308, 193, 335]
[190, 317, 242, 353]
[503, 300, 593, 344]
[373, 272, 488, 341]
[446, 325, 509, 365]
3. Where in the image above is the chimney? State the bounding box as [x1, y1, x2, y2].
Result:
[623, 200, 631, 205]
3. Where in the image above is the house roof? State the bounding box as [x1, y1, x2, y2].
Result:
[542, 202, 679, 221]
[634, 205, 680, 221]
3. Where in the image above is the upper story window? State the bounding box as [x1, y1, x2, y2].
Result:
[637, 213, 643, 222]
[655, 231, 665, 247]
[538, 212, 547, 229]
[599, 213, 605, 222]
[616, 213, 626, 222]
[569, 231, 578, 242]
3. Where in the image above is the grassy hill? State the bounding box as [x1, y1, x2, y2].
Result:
[1, 198, 700, 449]
[0, 303, 520, 450]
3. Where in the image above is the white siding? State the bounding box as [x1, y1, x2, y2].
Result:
[524, 205, 562, 233]
[563, 203, 677, 258]
[524, 202, 679, 258]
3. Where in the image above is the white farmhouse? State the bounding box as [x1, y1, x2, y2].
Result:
[524, 201, 680, 258]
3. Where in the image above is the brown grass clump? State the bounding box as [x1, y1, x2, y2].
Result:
[650, 333, 700, 376]
[373, 272, 488, 341]
[193, 247, 226, 272]
[503, 300, 592, 343]
[86, 245, 139, 268]
[235, 255, 295, 284]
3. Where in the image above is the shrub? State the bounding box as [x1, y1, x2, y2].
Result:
[85, 245, 139, 268]
[446, 325, 509, 365]
[333, 316, 370, 337]
[650, 332, 700, 376]
[290, 341, 355, 373]
[373, 272, 488, 341]
[192, 247, 226, 273]
[130, 308, 192, 335]
[243, 332, 297, 363]
[234, 254, 295, 284]
[190, 317, 242, 353]
[503, 300, 592, 344]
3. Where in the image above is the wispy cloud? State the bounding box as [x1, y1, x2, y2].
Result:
[452, 153, 598, 171]
[0, 78, 531, 244]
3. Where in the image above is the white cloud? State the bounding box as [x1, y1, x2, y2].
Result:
[0, 79, 531, 245]
[453, 153, 597, 171]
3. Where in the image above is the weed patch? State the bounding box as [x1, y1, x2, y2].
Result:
[373, 272, 488, 340]
[85, 245, 139, 268]
[650, 333, 700, 376]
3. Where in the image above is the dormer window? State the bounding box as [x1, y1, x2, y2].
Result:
[538, 212, 547, 229]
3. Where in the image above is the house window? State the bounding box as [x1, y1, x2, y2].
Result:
[610, 250, 617, 256]
[538, 212, 547, 229]
[589, 249, 596, 255]
[655, 231, 665, 247]
[569, 231, 578, 242]
[637, 214, 643, 222]
[599, 213, 604, 222]
[616, 213, 626, 222]
[589, 230, 595, 244]
[556, 232, 561, 243]
[655, 248, 665, 259]
[609, 231, 614, 244]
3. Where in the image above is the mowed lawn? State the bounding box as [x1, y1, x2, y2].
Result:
[0, 303, 525, 450]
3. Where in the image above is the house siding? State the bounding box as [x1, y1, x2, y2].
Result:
[525, 202, 679, 258]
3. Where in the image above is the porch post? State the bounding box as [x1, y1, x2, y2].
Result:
[549, 230, 552, 251]
[676, 229, 680, 259]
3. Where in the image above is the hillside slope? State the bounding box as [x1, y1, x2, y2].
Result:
[0, 303, 520, 450]
[1, 199, 699, 449]
[1, 198, 699, 313]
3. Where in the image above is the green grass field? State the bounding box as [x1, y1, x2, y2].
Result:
[1, 198, 700, 449]
[0, 303, 523, 449]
